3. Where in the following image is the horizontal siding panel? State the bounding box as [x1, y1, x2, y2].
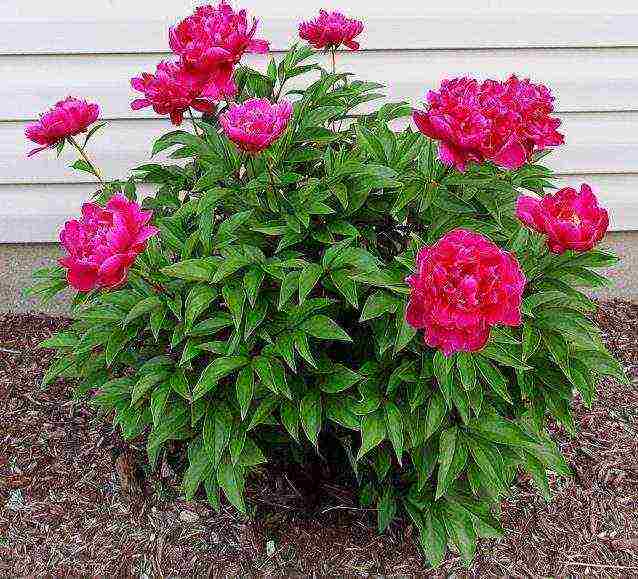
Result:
[3, 2, 638, 54]
[1, 174, 635, 242]
[3, 48, 638, 122]
[4, 112, 638, 185]
[0, 183, 154, 243]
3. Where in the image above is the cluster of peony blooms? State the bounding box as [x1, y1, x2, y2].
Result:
[406, 229, 527, 355]
[24, 4, 612, 359]
[219, 98, 293, 153]
[517, 184, 609, 254]
[130, 1, 269, 125]
[412, 75, 564, 172]
[58, 194, 158, 292]
[24, 96, 100, 156]
[405, 180, 610, 354]
[298, 10, 364, 50]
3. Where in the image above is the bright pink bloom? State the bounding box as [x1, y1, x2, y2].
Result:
[298, 10, 364, 50]
[516, 184, 609, 254]
[220, 98, 293, 153]
[59, 194, 158, 292]
[413, 75, 564, 172]
[25, 97, 100, 156]
[406, 229, 526, 356]
[131, 60, 231, 126]
[169, 1, 269, 89]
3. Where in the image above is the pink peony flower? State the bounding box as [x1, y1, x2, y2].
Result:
[25, 97, 100, 157]
[298, 10, 364, 51]
[406, 229, 526, 356]
[59, 194, 159, 292]
[413, 75, 564, 172]
[131, 60, 231, 126]
[516, 184, 609, 254]
[220, 98, 293, 153]
[169, 1, 269, 88]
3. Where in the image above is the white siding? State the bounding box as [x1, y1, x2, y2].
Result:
[1, 0, 638, 242]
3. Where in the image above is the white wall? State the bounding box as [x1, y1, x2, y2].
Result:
[2, 0, 638, 242]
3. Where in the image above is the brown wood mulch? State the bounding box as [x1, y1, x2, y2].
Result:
[1, 300, 637, 576]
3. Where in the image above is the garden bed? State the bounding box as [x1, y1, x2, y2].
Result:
[1, 300, 637, 576]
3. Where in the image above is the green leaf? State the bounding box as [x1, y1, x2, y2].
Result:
[280, 400, 300, 442]
[357, 410, 386, 460]
[522, 291, 565, 316]
[325, 396, 361, 430]
[330, 269, 358, 308]
[238, 437, 267, 467]
[106, 327, 133, 366]
[394, 312, 417, 355]
[193, 356, 249, 400]
[573, 349, 628, 384]
[523, 451, 551, 500]
[480, 343, 529, 370]
[423, 390, 446, 441]
[300, 390, 322, 447]
[123, 296, 160, 326]
[184, 285, 217, 329]
[279, 271, 300, 310]
[223, 284, 245, 329]
[420, 504, 448, 568]
[301, 315, 352, 342]
[570, 359, 595, 407]
[243, 267, 265, 306]
[330, 182, 348, 209]
[442, 498, 477, 564]
[39, 331, 78, 350]
[384, 402, 404, 465]
[162, 258, 217, 281]
[542, 330, 571, 376]
[169, 368, 190, 400]
[217, 460, 246, 514]
[377, 485, 396, 533]
[131, 371, 167, 405]
[435, 427, 467, 500]
[469, 406, 536, 447]
[475, 356, 512, 403]
[456, 353, 477, 391]
[359, 291, 399, 322]
[298, 263, 323, 304]
[203, 403, 233, 467]
[244, 300, 267, 339]
[247, 396, 278, 430]
[522, 322, 541, 361]
[320, 364, 363, 394]
[182, 438, 213, 500]
[147, 406, 190, 468]
[188, 313, 234, 337]
[467, 437, 505, 494]
[433, 350, 453, 405]
[235, 366, 254, 420]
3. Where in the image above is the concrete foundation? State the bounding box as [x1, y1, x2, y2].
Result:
[2, 232, 637, 315]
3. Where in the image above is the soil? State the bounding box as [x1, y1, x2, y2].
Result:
[1, 300, 638, 576]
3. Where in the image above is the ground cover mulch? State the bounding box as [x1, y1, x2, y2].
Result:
[1, 300, 638, 576]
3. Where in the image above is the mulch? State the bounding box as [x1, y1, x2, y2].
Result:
[1, 300, 638, 576]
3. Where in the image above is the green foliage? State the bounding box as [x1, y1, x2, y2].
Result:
[33, 43, 625, 567]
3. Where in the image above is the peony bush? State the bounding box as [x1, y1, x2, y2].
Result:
[27, 1, 627, 566]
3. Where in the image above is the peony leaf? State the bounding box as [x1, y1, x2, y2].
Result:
[300, 390, 322, 447]
[301, 315, 352, 342]
[193, 356, 249, 401]
[357, 410, 386, 460]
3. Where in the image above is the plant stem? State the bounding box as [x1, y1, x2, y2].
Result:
[263, 155, 280, 212]
[68, 136, 104, 184]
[188, 108, 202, 137]
[331, 48, 336, 74]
